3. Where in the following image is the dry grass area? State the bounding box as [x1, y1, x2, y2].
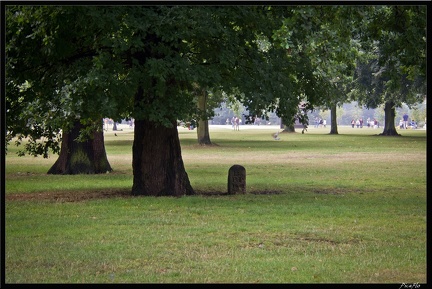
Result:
[183, 150, 425, 164]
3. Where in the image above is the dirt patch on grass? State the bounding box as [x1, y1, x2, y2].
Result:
[6, 189, 283, 202]
[5, 189, 134, 203]
[194, 189, 283, 196]
[312, 187, 365, 195]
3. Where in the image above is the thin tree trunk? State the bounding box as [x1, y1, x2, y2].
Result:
[197, 88, 212, 145]
[197, 118, 211, 144]
[132, 119, 195, 196]
[47, 120, 112, 174]
[379, 100, 401, 136]
[329, 103, 338, 134]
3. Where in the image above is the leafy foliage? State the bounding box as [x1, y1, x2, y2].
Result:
[5, 6, 296, 155]
[351, 6, 427, 110]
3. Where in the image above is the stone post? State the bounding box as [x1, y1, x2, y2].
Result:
[228, 165, 246, 194]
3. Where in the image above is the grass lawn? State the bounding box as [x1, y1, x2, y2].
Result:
[4, 125, 427, 283]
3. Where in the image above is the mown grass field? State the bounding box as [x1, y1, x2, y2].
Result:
[4, 125, 427, 283]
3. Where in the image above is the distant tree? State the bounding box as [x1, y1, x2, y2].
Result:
[195, 88, 212, 145]
[410, 100, 427, 127]
[271, 6, 365, 134]
[352, 57, 426, 135]
[352, 5, 427, 136]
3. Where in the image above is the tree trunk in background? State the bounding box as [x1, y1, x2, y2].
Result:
[197, 118, 211, 145]
[380, 100, 401, 136]
[329, 103, 339, 134]
[281, 116, 296, 133]
[47, 120, 112, 174]
[197, 88, 212, 145]
[132, 119, 195, 196]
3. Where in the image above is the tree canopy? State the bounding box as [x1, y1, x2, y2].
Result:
[6, 6, 297, 152]
[6, 5, 427, 146]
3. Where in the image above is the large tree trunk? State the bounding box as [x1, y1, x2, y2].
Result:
[379, 100, 401, 136]
[48, 120, 112, 174]
[197, 88, 212, 145]
[329, 103, 338, 134]
[132, 119, 195, 196]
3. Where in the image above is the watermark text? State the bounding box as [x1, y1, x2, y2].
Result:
[399, 283, 420, 289]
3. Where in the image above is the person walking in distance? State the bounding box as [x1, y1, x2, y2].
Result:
[234, 117, 240, 131]
[403, 113, 409, 129]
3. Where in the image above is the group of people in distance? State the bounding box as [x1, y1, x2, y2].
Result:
[229, 116, 241, 131]
[399, 113, 418, 129]
[314, 117, 326, 128]
[351, 118, 379, 129]
[350, 113, 420, 130]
